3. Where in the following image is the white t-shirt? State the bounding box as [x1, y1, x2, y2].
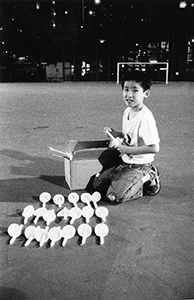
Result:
[121, 105, 160, 164]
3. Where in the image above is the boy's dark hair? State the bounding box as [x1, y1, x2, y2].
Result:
[121, 70, 152, 91]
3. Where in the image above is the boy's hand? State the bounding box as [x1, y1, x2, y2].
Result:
[109, 137, 121, 149]
[111, 138, 132, 156]
[109, 137, 121, 148]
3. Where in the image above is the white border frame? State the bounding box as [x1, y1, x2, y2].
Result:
[117, 62, 169, 84]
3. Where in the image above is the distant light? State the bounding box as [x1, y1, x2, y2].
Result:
[150, 59, 158, 63]
[179, 1, 187, 8]
[0, 27, 3, 31]
[89, 10, 94, 15]
[52, 0, 55, 4]
[52, 23, 56, 28]
[191, 3, 194, 6]
[64, 11, 68, 14]
[81, 61, 90, 76]
[175, 72, 179, 75]
[95, 0, 101, 4]
[81, 25, 84, 29]
[71, 65, 74, 75]
[1, 41, 5, 44]
[191, 38, 194, 42]
[36, 2, 40, 10]
[99, 39, 106, 43]
[18, 56, 26, 61]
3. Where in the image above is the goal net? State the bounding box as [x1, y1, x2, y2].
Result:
[117, 62, 169, 84]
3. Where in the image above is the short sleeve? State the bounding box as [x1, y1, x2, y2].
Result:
[139, 115, 160, 145]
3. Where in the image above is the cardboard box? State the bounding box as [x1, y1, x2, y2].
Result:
[49, 140, 109, 190]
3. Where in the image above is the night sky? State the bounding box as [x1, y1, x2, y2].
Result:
[1, 0, 194, 80]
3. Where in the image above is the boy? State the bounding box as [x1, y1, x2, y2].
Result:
[93, 70, 160, 203]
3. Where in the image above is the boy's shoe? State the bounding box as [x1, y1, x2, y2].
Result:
[143, 166, 161, 196]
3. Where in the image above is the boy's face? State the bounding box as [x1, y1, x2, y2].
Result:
[122, 80, 150, 111]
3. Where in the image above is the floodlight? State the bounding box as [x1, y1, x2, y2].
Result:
[179, 1, 187, 8]
[36, 1, 40, 10]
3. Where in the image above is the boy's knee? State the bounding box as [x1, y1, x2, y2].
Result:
[106, 171, 143, 203]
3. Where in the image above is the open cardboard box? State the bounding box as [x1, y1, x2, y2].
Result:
[49, 139, 110, 190]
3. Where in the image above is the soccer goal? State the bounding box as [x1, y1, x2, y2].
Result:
[117, 62, 169, 84]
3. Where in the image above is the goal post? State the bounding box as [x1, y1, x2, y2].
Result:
[117, 62, 169, 84]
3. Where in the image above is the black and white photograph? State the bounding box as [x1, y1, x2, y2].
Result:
[0, 1, 194, 299]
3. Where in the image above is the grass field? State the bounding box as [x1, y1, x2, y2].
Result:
[0, 82, 194, 300]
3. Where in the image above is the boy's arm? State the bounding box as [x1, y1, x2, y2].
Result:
[113, 142, 160, 155]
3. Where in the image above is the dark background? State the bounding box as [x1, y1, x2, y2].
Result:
[1, 0, 194, 81]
